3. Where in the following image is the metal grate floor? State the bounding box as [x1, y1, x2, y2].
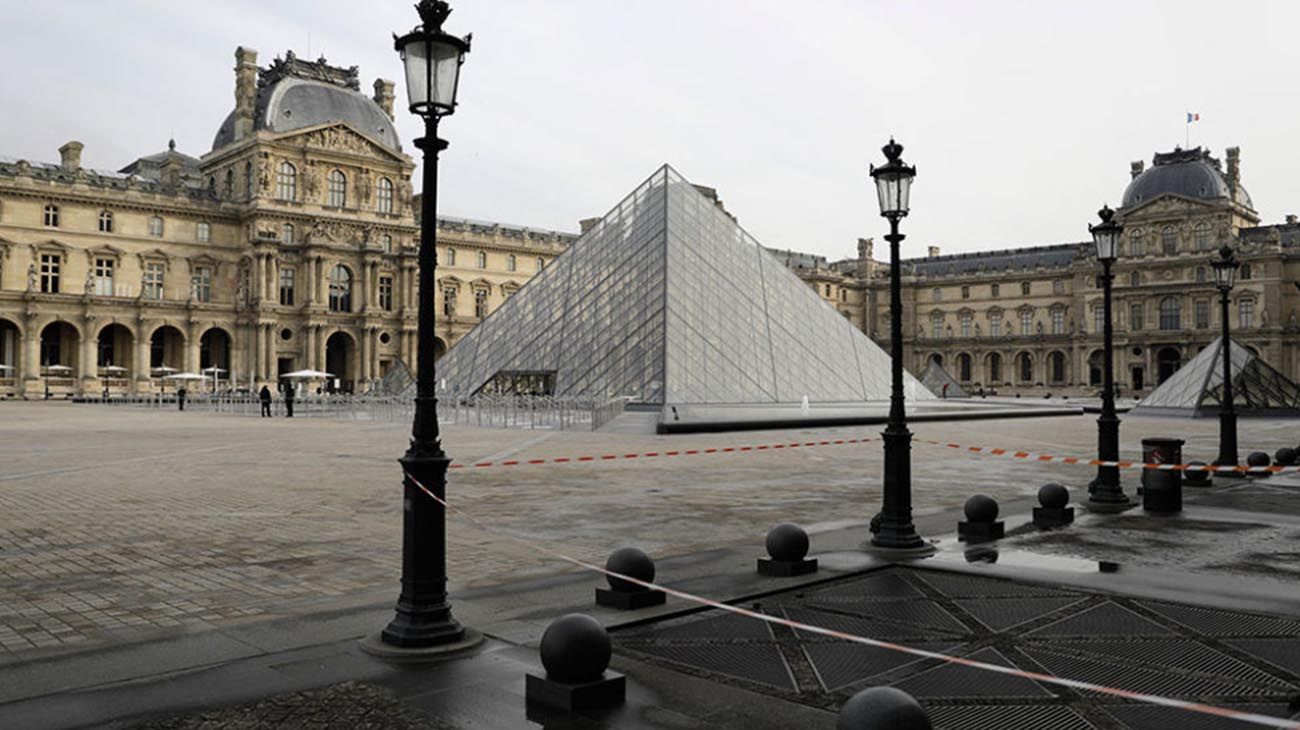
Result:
[613, 566, 1300, 729]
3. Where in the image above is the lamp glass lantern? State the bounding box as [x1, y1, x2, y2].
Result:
[1089, 205, 1122, 263]
[1211, 245, 1238, 290]
[869, 139, 916, 218]
[394, 1, 470, 118]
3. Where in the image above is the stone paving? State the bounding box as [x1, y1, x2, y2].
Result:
[2, 400, 1298, 664]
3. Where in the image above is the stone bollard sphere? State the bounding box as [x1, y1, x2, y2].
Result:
[605, 547, 655, 592]
[1273, 447, 1297, 467]
[1038, 483, 1069, 509]
[539, 614, 611, 684]
[1247, 452, 1271, 468]
[765, 523, 810, 562]
[837, 686, 932, 730]
[1184, 461, 1210, 484]
[964, 494, 999, 523]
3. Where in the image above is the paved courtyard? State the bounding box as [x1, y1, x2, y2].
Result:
[1, 400, 1298, 668]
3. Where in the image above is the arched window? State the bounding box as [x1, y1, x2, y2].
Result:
[1129, 229, 1145, 256]
[1194, 222, 1211, 251]
[445, 247, 456, 266]
[1159, 296, 1181, 330]
[98, 210, 113, 233]
[988, 352, 1002, 383]
[381, 234, 392, 253]
[244, 161, 253, 198]
[1161, 226, 1177, 255]
[1020, 281, 1031, 296]
[1048, 351, 1066, 383]
[282, 223, 294, 245]
[1018, 353, 1033, 382]
[507, 254, 517, 272]
[276, 162, 297, 201]
[43, 204, 59, 227]
[223, 169, 234, 198]
[958, 353, 972, 382]
[328, 170, 347, 207]
[1130, 271, 1140, 286]
[476, 251, 487, 268]
[537, 257, 546, 271]
[376, 177, 394, 213]
[328, 265, 353, 312]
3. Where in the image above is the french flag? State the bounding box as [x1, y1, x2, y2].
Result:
[1187, 112, 1200, 123]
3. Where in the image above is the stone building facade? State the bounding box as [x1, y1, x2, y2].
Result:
[789, 146, 1300, 396]
[0, 48, 571, 398]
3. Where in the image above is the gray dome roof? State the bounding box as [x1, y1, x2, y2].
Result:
[1121, 148, 1252, 209]
[211, 77, 400, 153]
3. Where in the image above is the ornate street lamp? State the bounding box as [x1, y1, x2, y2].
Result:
[367, 0, 479, 655]
[867, 139, 933, 556]
[1087, 205, 1130, 511]
[1211, 244, 1239, 470]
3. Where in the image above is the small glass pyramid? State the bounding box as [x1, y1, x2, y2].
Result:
[919, 360, 969, 398]
[1135, 336, 1300, 416]
[436, 165, 933, 406]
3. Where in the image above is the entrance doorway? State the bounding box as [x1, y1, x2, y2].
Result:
[325, 332, 356, 393]
[1156, 347, 1181, 384]
[1132, 366, 1145, 391]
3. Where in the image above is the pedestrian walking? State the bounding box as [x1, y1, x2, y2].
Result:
[282, 380, 295, 418]
[177, 386, 187, 411]
[259, 385, 272, 417]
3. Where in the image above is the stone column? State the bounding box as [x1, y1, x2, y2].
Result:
[360, 327, 371, 382]
[253, 253, 264, 303]
[266, 255, 277, 305]
[81, 324, 98, 383]
[135, 332, 150, 392]
[317, 258, 327, 305]
[185, 324, 200, 373]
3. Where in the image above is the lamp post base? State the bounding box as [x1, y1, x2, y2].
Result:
[1085, 494, 1134, 513]
[359, 628, 484, 662]
[863, 540, 938, 560]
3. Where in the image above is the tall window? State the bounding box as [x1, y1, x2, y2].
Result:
[379, 276, 393, 311]
[537, 257, 545, 271]
[1239, 299, 1254, 328]
[99, 210, 113, 233]
[1019, 353, 1033, 382]
[474, 288, 489, 318]
[279, 267, 295, 306]
[1129, 229, 1145, 256]
[1161, 226, 1177, 255]
[1052, 279, 1064, 295]
[1094, 304, 1105, 333]
[442, 286, 457, 316]
[143, 262, 165, 300]
[327, 170, 346, 207]
[989, 311, 1002, 337]
[932, 287, 942, 302]
[445, 247, 456, 265]
[282, 223, 294, 245]
[197, 221, 211, 242]
[1159, 296, 1181, 330]
[43, 204, 59, 227]
[276, 162, 297, 201]
[1130, 303, 1144, 331]
[960, 312, 972, 337]
[990, 283, 1000, 298]
[1195, 300, 1209, 328]
[1240, 263, 1253, 280]
[931, 312, 943, 338]
[1051, 309, 1064, 334]
[223, 170, 234, 198]
[1020, 310, 1033, 335]
[148, 216, 164, 237]
[381, 234, 392, 254]
[961, 285, 970, 299]
[958, 353, 972, 381]
[988, 353, 1002, 383]
[39, 253, 60, 293]
[507, 254, 517, 272]
[1194, 223, 1211, 251]
[1020, 281, 1031, 296]
[476, 251, 487, 268]
[191, 266, 212, 303]
[94, 258, 115, 296]
[244, 161, 253, 198]
[328, 264, 352, 311]
[376, 177, 393, 213]
[1195, 266, 1206, 283]
[1049, 352, 1066, 383]
[1130, 271, 1140, 287]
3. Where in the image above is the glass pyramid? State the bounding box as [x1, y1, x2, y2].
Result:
[1135, 336, 1300, 417]
[919, 360, 969, 398]
[436, 165, 934, 407]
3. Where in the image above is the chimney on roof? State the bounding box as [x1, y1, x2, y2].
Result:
[1226, 146, 1240, 198]
[928, 245, 940, 258]
[1130, 160, 1145, 179]
[373, 78, 396, 119]
[858, 237, 873, 261]
[579, 217, 601, 234]
[1287, 214, 1297, 225]
[233, 47, 259, 142]
[58, 141, 83, 171]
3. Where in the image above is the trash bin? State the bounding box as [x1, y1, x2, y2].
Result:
[1141, 437, 1184, 512]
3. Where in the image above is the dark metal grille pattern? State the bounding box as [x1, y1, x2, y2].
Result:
[613, 566, 1300, 729]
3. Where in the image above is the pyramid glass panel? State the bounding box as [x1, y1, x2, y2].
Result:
[434, 164, 932, 408]
[1135, 336, 1300, 416]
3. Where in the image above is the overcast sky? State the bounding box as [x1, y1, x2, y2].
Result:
[2, 1, 1296, 260]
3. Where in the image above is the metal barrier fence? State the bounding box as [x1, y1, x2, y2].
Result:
[78, 391, 626, 431]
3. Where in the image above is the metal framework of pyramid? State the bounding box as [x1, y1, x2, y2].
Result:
[436, 165, 933, 407]
[919, 360, 969, 398]
[1134, 336, 1300, 417]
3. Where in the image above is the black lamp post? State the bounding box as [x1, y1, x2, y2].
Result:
[867, 139, 933, 556]
[1211, 244, 1239, 469]
[1087, 205, 1130, 511]
[369, 0, 479, 654]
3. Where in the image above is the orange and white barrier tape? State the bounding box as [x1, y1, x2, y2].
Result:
[404, 471, 1300, 729]
[448, 436, 875, 469]
[918, 438, 1299, 475]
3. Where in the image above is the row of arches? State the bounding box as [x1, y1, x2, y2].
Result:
[930, 351, 1072, 386]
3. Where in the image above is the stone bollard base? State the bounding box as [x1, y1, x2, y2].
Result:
[1032, 506, 1074, 529]
[757, 557, 818, 577]
[596, 587, 665, 610]
[958, 520, 1005, 542]
[526, 671, 625, 711]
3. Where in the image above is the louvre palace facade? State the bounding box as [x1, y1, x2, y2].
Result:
[0, 48, 572, 398]
[788, 146, 1300, 397]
